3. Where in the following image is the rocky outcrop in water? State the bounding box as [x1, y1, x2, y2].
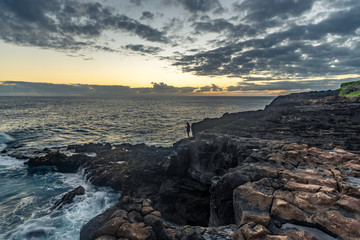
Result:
[52, 186, 85, 210]
[25, 89, 360, 239]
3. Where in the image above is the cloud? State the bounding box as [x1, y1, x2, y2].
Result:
[0, 0, 169, 53]
[233, 0, 315, 24]
[177, 0, 222, 13]
[141, 11, 155, 20]
[149, 82, 196, 93]
[172, 2, 360, 79]
[1, 78, 355, 96]
[151, 82, 178, 92]
[0, 81, 133, 96]
[226, 79, 358, 92]
[125, 44, 162, 55]
[195, 84, 223, 92]
[0, 81, 198, 96]
[192, 18, 257, 38]
[242, 76, 276, 82]
[0, 0, 359, 94]
[129, 0, 141, 6]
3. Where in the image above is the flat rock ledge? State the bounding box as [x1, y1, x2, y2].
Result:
[24, 90, 360, 240]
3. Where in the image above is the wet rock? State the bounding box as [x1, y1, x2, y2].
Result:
[25, 229, 47, 238]
[95, 217, 128, 238]
[81, 196, 235, 240]
[27, 89, 360, 239]
[26, 151, 89, 172]
[81, 205, 121, 240]
[94, 236, 117, 240]
[67, 142, 112, 153]
[116, 222, 153, 240]
[52, 186, 85, 210]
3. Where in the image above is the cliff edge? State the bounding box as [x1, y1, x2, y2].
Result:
[26, 87, 360, 240]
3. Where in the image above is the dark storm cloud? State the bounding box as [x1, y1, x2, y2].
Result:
[242, 77, 276, 82]
[306, 6, 360, 38]
[1, 0, 359, 90]
[125, 44, 162, 54]
[129, 0, 141, 6]
[193, 18, 257, 37]
[178, 0, 222, 13]
[234, 0, 315, 23]
[141, 11, 155, 20]
[0, 0, 169, 52]
[173, 2, 360, 79]
[103, 15, 169, 43]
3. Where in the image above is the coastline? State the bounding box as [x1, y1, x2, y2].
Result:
[8, 89, 360, 239]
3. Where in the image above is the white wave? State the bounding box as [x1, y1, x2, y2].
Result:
[0, 155, 25, 169]
[0, 171, 119, 240]
[0, 132, 15, 152]
[0, 132, 15, 143]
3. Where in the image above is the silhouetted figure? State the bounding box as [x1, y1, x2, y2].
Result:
[186, 122, 191, 138]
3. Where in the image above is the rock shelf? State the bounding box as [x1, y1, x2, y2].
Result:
[25, 89, 360, 240]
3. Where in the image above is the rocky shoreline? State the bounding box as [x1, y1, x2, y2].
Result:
[23, 89, 360, 239]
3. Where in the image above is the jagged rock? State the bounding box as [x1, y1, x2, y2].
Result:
[336, 195, 360, 213]
[95, 217, 128, 238]
[282, 230, 318, 240]
[264, 236, 291, 240]
[233, 181, 273, 227]
[271, 198, 310, 222]
[52, 186, 85, 210]
[67, 142, 112, 153]
[80, 196, 235, 240]
[27, 90, 360, 239]
[116, 222, 153, 240]
[81, 205, 122, 240]
[26, 151, 89, 172]
[94, 236, 117, 240]
[312, 210, 360, 240]
[240, 222, 271, 239]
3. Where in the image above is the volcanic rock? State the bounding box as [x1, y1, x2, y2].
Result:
[24, 89, 360, 239]
[52, 186, 85, 210]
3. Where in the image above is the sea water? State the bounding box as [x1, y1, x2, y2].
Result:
[0, 95, 274, 239]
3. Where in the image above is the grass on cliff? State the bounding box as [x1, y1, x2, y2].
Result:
[339, 81, 360, 97]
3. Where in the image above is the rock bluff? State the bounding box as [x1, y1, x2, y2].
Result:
[26, 89, 360, 240]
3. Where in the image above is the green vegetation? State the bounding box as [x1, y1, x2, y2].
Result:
[339, 81, 360, 97]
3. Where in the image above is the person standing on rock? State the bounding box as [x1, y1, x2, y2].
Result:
[186, 122, 191, 138]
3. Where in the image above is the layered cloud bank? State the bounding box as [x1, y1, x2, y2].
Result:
[0, 0, 359, 91]
[0, 80, 353, 97]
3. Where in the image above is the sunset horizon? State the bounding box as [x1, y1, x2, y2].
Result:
[1, 0, 359, 96]
[1, 1, 360, 239]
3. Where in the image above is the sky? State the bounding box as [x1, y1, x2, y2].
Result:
[0, 0, 360, 96]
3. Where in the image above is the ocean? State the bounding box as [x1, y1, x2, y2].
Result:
[0, 95, 274, 239]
